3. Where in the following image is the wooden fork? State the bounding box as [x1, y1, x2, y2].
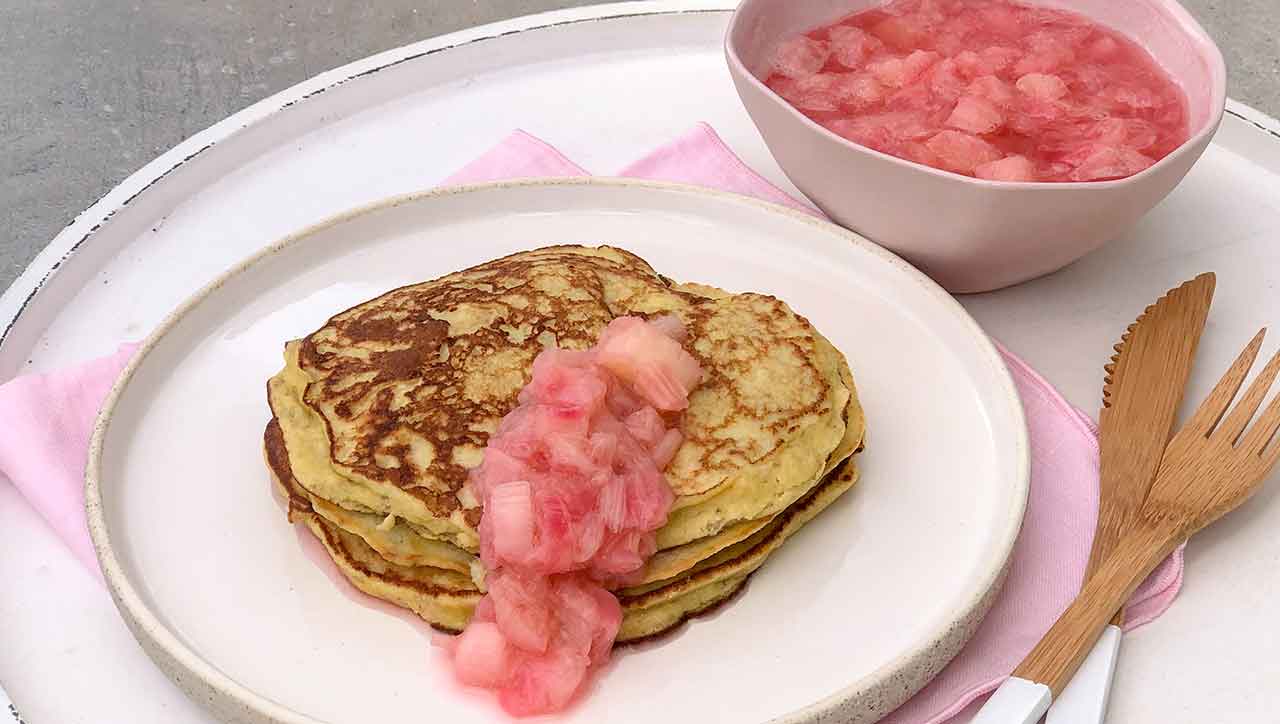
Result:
[973, 329, 1280, 723]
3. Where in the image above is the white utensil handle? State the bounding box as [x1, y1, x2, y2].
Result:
[1046, 624, 1123, 724]
[1, 682, 23, 723]
[970, 676, 1052, 724]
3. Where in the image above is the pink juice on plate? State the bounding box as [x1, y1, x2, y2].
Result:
[765, 0, 1189, 182]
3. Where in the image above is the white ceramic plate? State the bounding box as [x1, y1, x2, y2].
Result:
[86, 178, 1028, 724]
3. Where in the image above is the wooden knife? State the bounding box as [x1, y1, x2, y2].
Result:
[1045, 272, 1215, 722]
[974, 272, 1215, 724]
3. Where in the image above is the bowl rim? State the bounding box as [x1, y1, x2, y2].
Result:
[724, 0, 1228, 190]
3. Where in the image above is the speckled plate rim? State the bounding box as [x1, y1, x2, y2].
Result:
[85, 176, 1030, 724]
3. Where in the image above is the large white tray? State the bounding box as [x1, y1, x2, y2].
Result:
[3, 2, 1280, 722]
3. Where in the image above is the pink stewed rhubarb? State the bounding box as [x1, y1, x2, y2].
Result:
[436, 315, 703, 716]
[765, 0, 1190, 182]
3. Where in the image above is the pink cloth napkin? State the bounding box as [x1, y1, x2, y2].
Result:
[0, 342, 137, 577]
[0, 123, 1183, 723]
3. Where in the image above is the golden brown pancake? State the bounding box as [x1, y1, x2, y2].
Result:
[265, 418, 860, 641]
[281, 382, 861, 585]
[263, 244, 867, 644]
[268, 245, 862, 558]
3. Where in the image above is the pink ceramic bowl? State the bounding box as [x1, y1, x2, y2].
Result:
[726, 0, 1226, 293]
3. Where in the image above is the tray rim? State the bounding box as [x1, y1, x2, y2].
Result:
[2, 0, 1279, 368]
[84, 176, 1031, 724]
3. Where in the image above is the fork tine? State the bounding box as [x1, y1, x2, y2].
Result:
[1242, 391, 1280, 458]
[1220, 347, 1280, 443]
[1188, 329, 1267, 435]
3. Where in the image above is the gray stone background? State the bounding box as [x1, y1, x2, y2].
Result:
[2, 1, 1277, 294]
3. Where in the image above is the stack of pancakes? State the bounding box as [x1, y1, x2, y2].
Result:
[264, 245, 865, 642]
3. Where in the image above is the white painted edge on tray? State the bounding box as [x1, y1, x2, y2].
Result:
[84, 176, 1031, 724]
[1225, 99, 1280, 143]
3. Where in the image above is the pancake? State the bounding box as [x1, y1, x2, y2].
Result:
[268, 245, 861, 561]
[616, 459, 859, 641]
[282, 366, 863, 585]
[266, 418, 860, 641]
[307, 494, 475, 573]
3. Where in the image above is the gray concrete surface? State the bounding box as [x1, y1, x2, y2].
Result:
[2, 1, 1277, 295]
